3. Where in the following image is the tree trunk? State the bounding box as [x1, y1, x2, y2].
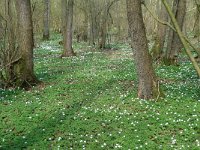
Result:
[164, 0, 186, 65]
[151, 0, 169, 60]
[43, 0, 50, 40]
[126, 0, 162, 99]
[99, 2, 109, 49]
[162, 0, 200, 77]
[194, 0, 200, 38]
[88, 0, 97, 46]
[5, 0, 16, 83]
[99, 18, 107, 49]
[61, 0, 76, 57]
[14, 0, 38, 88]
[99, 0, 119, 49]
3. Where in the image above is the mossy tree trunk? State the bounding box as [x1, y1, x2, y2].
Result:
[162, 0, 200, 77]
[164, 0, 186, 65]
[5, 0, 16, 84]
[151, 0, 169, 61]
[194, 0, 200, 38]
[14, 0, 38, 88]
[126, 0, 163, 99]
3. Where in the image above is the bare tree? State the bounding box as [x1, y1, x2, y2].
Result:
[150, 0, 169, 61]
[61, 0, 76, 57]
[99, 0, 119, 49]
[43, 0, 50, 40]
[194, 0, 200, 38]
[0, 0, 19, 88]
[162, 0, 200, 77]
[164, 0, 186, 65]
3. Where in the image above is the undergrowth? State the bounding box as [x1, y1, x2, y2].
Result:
[0, 34, 199, 149]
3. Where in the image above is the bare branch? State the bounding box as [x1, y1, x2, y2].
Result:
[143, 3, 176, 32]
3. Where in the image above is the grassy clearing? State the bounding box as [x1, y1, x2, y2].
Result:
[0, 34, 200, 149]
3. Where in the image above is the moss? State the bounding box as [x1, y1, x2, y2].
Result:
[13, 58, 39, 89]
[150, 37, 161, 60]
[163, 56, 178, 66]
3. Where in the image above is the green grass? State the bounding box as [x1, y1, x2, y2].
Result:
[0, 34, 200, 149]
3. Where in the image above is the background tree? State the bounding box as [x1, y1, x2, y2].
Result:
[0, 0, 19, 87]
[162, 0, 200, 77]
[43, 0, 50, 40]
[98, 0, 119, 49]
[0, 0, 199, 88]
[150, 0, 169, 61]
[164, 0, 186, 65]
[61, 0, 76, 57]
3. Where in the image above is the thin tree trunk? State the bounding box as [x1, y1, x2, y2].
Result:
[99, 18, 107, 49]
[126, 0, 162, 99]
[99, 2, 109, 49]
[88, 2, 96, 46]
[43, 0, 50, 40]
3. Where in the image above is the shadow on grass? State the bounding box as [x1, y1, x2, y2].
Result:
[1, 78, 123, 149]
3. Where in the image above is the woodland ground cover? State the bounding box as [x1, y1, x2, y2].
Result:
[0, 34, 199, 149]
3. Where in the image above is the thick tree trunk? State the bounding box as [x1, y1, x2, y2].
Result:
[61, 0, 76, 57]
[14, 0, 38, 88]
[126, 0, 162, 99]
[43, 0, 50, 40]
[164, 0, 186, 65]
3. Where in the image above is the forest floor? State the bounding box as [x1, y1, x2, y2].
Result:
[0, 34, 200, 149]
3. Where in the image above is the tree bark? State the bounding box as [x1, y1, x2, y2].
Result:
[99, 1, 109, 49]
[164, 0, 186, 65]
[151, 0, 169, 60]
[162, 0, 200, 77]
[99, 17, 107, 49]
[88, 0, 97, 46]
[61, 0, 76, 57]
[5, 0, 16, 83]
[43, 0, 50, 40]
[99, 0, 119, 49]
[194, 0, 200, 38]
[126, 0, 162, 99]
[14, 0, 38, 88]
